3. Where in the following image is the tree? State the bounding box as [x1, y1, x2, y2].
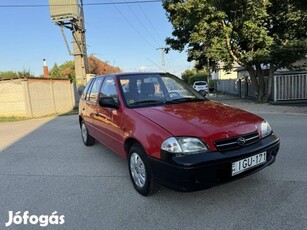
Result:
[60, 61, 75, 82]
[163, 0, 307, 102]
[188, 73, 208, 85]
[48, 56, 122, 82]
[181, 69, 196, 83]
[49, 61, 75, 82]
[50, 63, 61, 78]
[17, 69, 35, 78]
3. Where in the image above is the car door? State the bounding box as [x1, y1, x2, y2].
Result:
[93, 76, 125, 156]
[80, 77, 104, 137]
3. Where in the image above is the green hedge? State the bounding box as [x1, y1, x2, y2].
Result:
[187, 73, 208, 85]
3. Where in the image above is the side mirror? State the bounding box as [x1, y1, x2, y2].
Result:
[99, 97, 120, 109]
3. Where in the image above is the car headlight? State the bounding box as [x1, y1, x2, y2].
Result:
[161, 137, 209, 155]
[260, 120, 272, 138]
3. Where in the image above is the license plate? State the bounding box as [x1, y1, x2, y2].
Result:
[232, 152, 267, 176]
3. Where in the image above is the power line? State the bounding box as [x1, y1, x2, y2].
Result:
[0, 1, 162, 8]
[112, 2, 156, 48]
[146, 58, 164, 72]
[135, 0, 164, 43]
[127, 4, 161, 47]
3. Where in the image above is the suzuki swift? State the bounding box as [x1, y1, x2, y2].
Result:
[79, 72, 280, 196]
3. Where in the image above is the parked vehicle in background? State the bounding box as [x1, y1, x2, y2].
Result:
[79, 72, 280, 196]
[193, 81, 208, 95]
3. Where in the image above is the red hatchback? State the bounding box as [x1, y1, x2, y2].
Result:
[79, 72, 280, 196]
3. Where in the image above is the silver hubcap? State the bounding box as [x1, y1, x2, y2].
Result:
[81, 123, 88, 142]
[130, 152, 146, 188]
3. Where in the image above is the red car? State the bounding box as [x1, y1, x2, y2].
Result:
[79, 72, 280, 196]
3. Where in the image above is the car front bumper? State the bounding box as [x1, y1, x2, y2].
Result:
[148, 133, 280, 191]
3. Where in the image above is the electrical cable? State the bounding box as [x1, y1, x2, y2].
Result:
[112, 2, 156, 48]
[135, 0, 164, 43]
[126, 4, 161, 47]
[0, 1, 162, 8]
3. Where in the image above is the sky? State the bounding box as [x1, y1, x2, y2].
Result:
[0, 0, 194, 77]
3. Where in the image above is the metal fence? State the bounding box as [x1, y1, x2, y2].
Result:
[216, 79, 238, 95]
[216, 79, 255, 99]
[273, 72, 307, 101]
[217, 71, 307, 101]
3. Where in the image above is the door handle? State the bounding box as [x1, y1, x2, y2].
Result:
[95, 111, 110, 120]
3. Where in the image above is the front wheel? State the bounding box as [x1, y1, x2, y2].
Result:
[128, 143, 157, 196]
[81, 120, 95, 146]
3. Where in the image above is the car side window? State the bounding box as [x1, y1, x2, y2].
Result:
[88, 78, 103, 102]
[100, 77, 119, 103]
[81, 78, 94, 100]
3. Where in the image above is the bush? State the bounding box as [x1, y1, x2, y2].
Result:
[181, 69, 196, 83]
[209, 79, 217, 88]
[0, 70, 34, 79]
[188, 73, 208, 85]
[208, 79, 218, 93]
[0, 71, 17, 79]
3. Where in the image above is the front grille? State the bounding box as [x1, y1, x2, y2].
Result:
[214, 132, 259, 152]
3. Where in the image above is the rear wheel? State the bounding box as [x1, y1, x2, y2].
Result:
[128, 143, 157, 196]
[81, 120, 95, 146]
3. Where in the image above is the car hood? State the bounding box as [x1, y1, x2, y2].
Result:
[134, 100, 262, 147]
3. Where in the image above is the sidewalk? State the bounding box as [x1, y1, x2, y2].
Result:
[209, 93, 307, 114]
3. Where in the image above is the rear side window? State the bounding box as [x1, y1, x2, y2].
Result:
[81, 78, 94, 100]
[88, 78, 104, 102]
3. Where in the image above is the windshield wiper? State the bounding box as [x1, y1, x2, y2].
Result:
[164, 98, 205, 104]
[130, 100, 164, 106]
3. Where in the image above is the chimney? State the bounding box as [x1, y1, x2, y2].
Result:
[43, 59, 49, 78]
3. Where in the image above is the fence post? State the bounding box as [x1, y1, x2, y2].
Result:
[22, 79, 33, 118]
[50, 79, 57, 114]
[273, 75, 277, 102]
[70, 82, 77, 108]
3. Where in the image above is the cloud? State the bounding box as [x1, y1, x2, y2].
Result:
[137, 66, 148, 72]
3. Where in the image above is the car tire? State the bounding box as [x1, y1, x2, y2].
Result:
[81, 120, 95, 146]
[128, 143, 158, 196]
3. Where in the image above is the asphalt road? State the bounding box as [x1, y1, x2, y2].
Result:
[0, 112, 306, 230]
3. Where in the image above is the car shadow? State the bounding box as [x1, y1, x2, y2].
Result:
[0, 114, 294, 230]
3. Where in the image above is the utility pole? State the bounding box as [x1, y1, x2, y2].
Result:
[157, 47, 166, 72]
[72, 0, 88, 90]
[207, 59, 210, 98]
[49, 0, 89, 98]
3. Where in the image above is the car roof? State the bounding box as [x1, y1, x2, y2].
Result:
[94, 72, 167, 78]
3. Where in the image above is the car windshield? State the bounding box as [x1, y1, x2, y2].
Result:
[118, 73, 206, 108]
